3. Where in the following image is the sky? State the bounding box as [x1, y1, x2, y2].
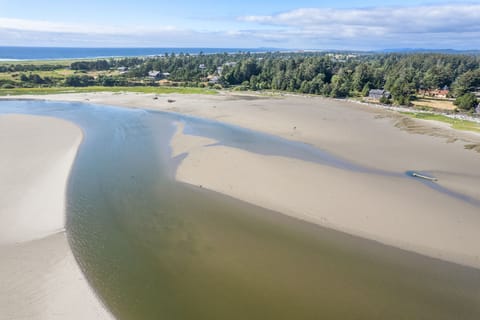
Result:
[1, 0, 480, 50]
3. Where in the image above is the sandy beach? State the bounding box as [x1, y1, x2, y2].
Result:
[1, 92, 480, 272]
[0, 114, 112, 319]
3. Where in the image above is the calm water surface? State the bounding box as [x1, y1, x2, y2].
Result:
[1, 100, 479, 320]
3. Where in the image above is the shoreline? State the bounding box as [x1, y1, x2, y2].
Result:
[0, 114, 112, 319]
[346, 97, 480, 124]
[171, 120, 480, 270]
[1, 93, 480, 270]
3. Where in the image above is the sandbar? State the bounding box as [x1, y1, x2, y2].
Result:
[0, 114, 112, 319]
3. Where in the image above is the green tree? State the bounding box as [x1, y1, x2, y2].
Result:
[454, 93, 478, 111]
[65, 75, 94, 87]
[361, 83, 371, 97]
[352, 64, 372, 93]
[452, 70, 480, 97]
[330, 69, 351, 98]
[379, 95, 391, 104]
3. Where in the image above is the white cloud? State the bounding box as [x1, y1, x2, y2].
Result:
[0, 17, 228, 47]
[1, 3, 480, 49]
[0, 18, 178, 35]
[0, 19, 263, 48]
[235, 3, 480, 49]
[0, 17, 269, 47]
[239, 4, 480, 33]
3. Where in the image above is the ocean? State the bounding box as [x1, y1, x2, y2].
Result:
[0, 46, 274, 61]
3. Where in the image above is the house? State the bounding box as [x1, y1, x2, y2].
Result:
[326, 53, 357, 62]
[473, 88, 480, 98]
[436, 89, 450, 98]
[435, 86, 450, 98]
[368, 89, 391, 100]
[117, 66, 128, 75]
[418, 86, 450, 98]
[148, 71, 161, 80]
[208, 75, 220, 84]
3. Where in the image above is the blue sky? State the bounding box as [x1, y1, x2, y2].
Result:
[0, 0, 479, 49]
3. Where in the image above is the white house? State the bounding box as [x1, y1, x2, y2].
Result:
[147, 71, 161, 80]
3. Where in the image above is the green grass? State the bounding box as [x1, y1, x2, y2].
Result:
[401, 112, 480, 133]
[0, 86, 217, 96]
[0, 69, 76, 80]
[0, 59, 90, 66]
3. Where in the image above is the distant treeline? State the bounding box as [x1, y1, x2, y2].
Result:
[0, 64, 65, 72]
[1, 52, 479, 110]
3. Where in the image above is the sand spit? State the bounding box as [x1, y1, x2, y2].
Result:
[0, 114, 112, 319]
[2, 92, 480, 269]
[171, 123, 480, 269]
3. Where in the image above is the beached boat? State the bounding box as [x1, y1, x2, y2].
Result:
[412, 172, 438, 182]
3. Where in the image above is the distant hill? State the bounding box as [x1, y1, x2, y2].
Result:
[291, 48, 480, 56]
[380, 48, 480, 55]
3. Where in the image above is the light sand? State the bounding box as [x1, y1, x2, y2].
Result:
[2, 92, 480, 270]
[171, 123, 480, 269]
[0, 114, 112, 319]
[0, 115, 81, 243]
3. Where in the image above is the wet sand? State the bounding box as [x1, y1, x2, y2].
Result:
[2, 92, 480, 270]
[0, 114, 112, 319]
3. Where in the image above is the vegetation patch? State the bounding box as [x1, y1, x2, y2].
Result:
[1, 53, 480, 115]
[411, 97, 456, 111]
[401, 112, 480, 133]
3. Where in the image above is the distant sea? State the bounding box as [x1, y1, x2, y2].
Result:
[0, 47, 276, 61]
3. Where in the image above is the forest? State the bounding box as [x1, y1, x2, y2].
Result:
[1, 52, 479, 111]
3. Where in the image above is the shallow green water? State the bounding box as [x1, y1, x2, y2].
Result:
[74, 184, 480, 319]
[2, 100, 480, 320]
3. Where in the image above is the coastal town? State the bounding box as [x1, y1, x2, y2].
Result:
[1, 52, 480, 117]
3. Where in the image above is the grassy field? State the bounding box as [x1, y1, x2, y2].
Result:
[0, 86, 217, 96]
[0, 59, 91, 66]
[0, 69, 76, 80]
[402, 112, 480, 133]
[0, 69, 121, 81]
[412, 97, 456, 111]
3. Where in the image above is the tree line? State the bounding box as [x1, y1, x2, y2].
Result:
[1, 52, 479, 110]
